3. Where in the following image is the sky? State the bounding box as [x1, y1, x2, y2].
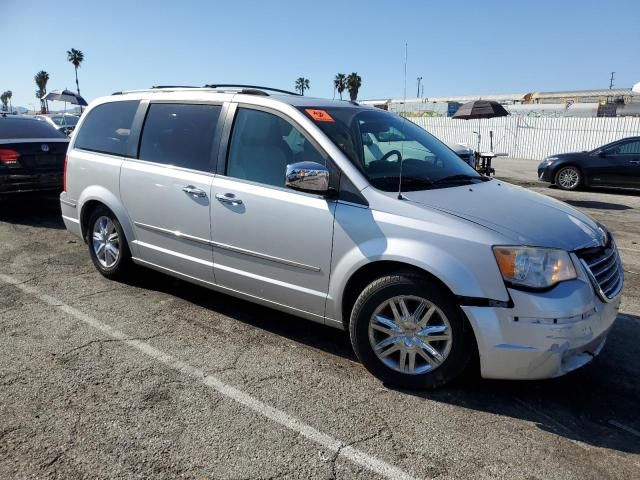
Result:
[3, 0, 640, 109]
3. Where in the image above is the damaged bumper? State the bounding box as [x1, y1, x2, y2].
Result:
[462, 276, 621, 380]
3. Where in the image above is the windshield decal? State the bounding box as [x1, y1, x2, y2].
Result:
[305, 109, 335, 122]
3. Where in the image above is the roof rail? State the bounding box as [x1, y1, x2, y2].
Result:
[203, 84, 301, 96]
[151, 85, 200, 89]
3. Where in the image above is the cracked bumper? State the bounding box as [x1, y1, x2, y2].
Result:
[462, 278, 621, 380]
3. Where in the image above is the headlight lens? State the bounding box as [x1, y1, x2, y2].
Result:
[539, 157, 558, 167]
[493, 246, 576, 289]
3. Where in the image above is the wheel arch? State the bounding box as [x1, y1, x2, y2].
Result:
[78, 187, 135, 252]
[340, 260, 453, 330]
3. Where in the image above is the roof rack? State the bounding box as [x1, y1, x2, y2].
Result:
[112, 84, 302, 97]
[203, 84, 301, 96]
[151, 85, 200, 89]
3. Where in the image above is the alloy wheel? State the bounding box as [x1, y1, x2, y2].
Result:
[368, 295, 453, 375]
[92, 216, 120, 268]
[557, 167, 580, 189]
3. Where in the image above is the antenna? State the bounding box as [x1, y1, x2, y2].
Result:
[398, 42, 408, 200]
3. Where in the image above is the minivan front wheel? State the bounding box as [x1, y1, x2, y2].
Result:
[86, 206, 131, 279]
[349, 274, 472, 389]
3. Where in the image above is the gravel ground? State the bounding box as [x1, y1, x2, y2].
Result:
[1, 164, 639, 479]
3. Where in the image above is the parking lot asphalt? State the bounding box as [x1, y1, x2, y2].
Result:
[1, 165, 639, 479]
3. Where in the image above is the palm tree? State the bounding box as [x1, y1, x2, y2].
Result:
[333, 73, 346, 100]
[5, 90, 12, 113]
[34, 70, 50, 113]
[295, 77, 310, 96]
[0, 92, 8, 112]
[346, 73, 362, 102]
[67, 48, 84, 96]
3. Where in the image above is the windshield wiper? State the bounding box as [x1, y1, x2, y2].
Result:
[432, 174, 488, 184]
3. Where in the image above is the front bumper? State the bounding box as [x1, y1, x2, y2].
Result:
[462, 276, 621, 380]
[537, 166, 554, 183]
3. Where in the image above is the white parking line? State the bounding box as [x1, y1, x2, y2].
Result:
[0, 273, 416, 480]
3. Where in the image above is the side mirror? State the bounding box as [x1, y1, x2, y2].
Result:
[285, 161, 330, 194]
[597, 150, 607, 157]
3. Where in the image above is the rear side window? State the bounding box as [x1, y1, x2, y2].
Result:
[139, 103, 221, 172]
[74, 101, 139, 156]
[0, 118, 68, 139]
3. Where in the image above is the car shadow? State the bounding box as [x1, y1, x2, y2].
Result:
[564, 199, 632, 211]
[122, 267, 640, 454]
[0, 192, 65, 229]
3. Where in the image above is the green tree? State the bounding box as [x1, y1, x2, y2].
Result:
[66, 48, 84, 96]
[34, 70, 50, 113]
[333, 73, 346, 100]
[295, 77, 310, 96]
[346, 73, 362, 102]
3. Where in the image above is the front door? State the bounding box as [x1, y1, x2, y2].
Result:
[211, 106, 336, 320]
[590, 139, 640, 187]
[120, 102, 222, 282]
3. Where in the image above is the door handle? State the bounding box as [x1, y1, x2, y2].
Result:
[215, 193, 243, 206]
[182, 185, 207, 197]
[629, 160, 640, 164]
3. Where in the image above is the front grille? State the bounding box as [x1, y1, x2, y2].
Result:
[576, 240, 623, 301]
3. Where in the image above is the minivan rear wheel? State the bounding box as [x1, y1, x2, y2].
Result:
[86, 206, 131, 280]
[349, 274, 472, 390]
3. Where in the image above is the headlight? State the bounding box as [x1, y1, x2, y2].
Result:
[539, 157, 558, 167]
[493, 246, 576, 289]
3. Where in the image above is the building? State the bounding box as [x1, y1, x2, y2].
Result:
[361, 88, 640, 118]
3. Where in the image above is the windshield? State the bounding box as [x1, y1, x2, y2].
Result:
[300, 107, 485, 192]
[50, 115, 79, 127]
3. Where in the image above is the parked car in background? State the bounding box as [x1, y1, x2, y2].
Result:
[61, 86, 622, 389]
[538, 136, 640, 190]
[35, 113, 80, 136]
[0, 114, 69, 195]
[447, 142, 476, 168]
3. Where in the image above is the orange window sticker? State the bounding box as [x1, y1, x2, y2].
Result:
[305, 109, 335, 122]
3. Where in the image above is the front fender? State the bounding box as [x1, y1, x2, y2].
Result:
[326, 204, 510, 325]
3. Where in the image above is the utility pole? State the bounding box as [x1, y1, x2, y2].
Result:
[609, 71, 615, 89]
[417, 76, 423, 97]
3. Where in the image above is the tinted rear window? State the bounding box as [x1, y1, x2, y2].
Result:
[0, 118, 68, 139]
[139, 103, 221, 172]
[74, 101, 140, 156]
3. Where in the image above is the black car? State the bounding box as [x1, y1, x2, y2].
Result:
[538, 136, 640, 190]
[0, 114, 70, 195]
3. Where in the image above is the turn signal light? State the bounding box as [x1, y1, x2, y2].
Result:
[0, 149, 20, 164]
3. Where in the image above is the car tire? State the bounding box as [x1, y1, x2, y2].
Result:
[554, 166, 582, 190]
[86, 206, 132, 280]
[349, 273, 473, 390]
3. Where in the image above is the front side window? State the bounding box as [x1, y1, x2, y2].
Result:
[139, 103, 221, 172]
[300, 107, 485, 192]
[617, 140, 640, 155]
[74, 101, 139, 156]
[226, 108, 325, 187]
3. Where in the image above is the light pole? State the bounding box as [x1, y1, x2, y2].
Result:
[417, 76, 423, 97]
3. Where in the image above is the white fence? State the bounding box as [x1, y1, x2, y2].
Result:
[412, 116, 640, 161]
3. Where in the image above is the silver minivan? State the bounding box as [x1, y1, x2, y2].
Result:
[60, 86, 623, 389]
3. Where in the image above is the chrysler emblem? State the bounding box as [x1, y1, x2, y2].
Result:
[41, 144, 50, 152]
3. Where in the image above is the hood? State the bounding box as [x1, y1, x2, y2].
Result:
[403, 180, 605, 250]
